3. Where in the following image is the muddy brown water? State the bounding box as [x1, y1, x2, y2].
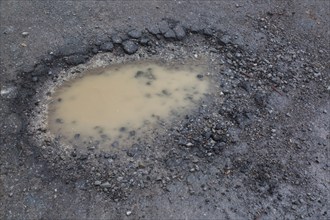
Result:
[48, 62, 209, 150]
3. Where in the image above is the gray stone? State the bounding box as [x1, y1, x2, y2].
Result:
[164, 29, 176, 39]
[79, 154, 88, 160]
[147, 25, 160, 35]
[139, 36, 150, 45]
[122, 40, 138, 54]
[211, 133, 226, 142]
[112, 35, 122, 44]
[173, 25, 186, 40]
[103, 153, 111, 159]
[94, 180, 101, 186]
[22, 32, 29, 37]
[94, 35, 109, 46]
[159, 20, 170, 34]
[92, 46, 98, 54]
[218, 35, 231, 45]
[99, 42, 114, 52]
[100, 182, 111, 188]
[128, 29, 142, 39]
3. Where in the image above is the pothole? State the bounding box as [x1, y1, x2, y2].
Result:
[12, 24, 242, 196]
[48, 61, 210, 151]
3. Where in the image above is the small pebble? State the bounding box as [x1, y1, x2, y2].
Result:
[94, 180, 101, 186]
[22, 32, 29, 37]
[100, 182, 111, 188]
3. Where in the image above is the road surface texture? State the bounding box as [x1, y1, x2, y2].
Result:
[0, 0, 329, 219]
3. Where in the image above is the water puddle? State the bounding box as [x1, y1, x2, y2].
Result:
[48, 61, 209, 150]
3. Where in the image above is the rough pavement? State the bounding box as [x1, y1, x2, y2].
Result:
[0, 1, 329, 219]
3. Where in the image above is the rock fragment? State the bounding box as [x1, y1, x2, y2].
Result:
[22, 32, 29, 37]
[94, 181, 101, 186]
[122, 40, 139, 54]
[112, 34, 122, 44]
[173, 25, 186, 40]
[147, 25, 160, 35]
[159, 20, 170, 34]
[139, 36, 150, 45]
[128, 29, 142, 39]
[99, 42, 114, 52]
[218, 35, 231, 45]
[100, 182, 111, 188]
[94, 35, 109, 46]
[164, 29, 176, 39]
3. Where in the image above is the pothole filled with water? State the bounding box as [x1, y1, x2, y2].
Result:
[47, 61, 210, 151]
